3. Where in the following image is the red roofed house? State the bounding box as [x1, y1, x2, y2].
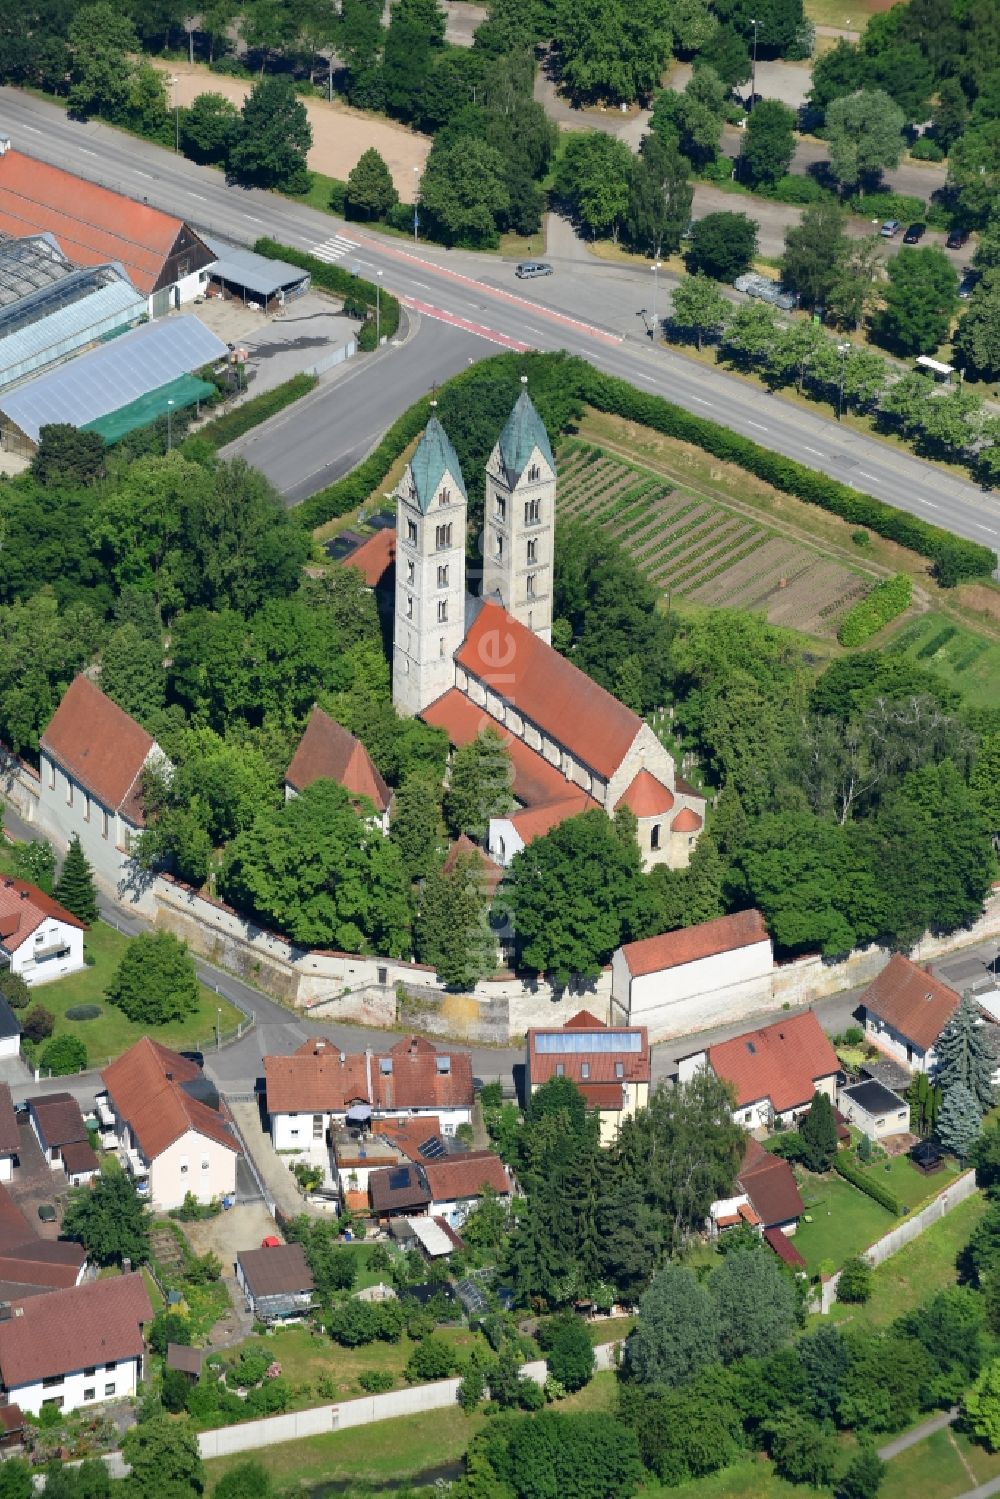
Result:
[0, 876, 84, 990]
[859, 954, 961, 1074]
[611, 910, 774, 1040]
[344, 528, 397, 592]
[0, 140, 215, 316]
[100, 1039, 238, 1211]
[678, 1011, 841, 1131]
[285, 706, 391, 831]
[526, 1009, 651, 1145]
[422, 1151, 511, 1229]
[37, 676, 168, 899]
[0, 1271, 152, 1416]
[710, 1138, 806, 1243]
[385, 397, 704, 873]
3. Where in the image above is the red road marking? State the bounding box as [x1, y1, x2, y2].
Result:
[400, 297, 533, 352]
[357, 236, 621, 346]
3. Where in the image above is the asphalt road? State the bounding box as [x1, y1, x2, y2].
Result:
[2, 89, 997, 563]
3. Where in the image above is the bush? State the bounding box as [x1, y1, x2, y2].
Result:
[64, 1003, 102, 1020]
[837, 574, 913, 646]
[845, 191, 926, 223]
[193, 374, 317, 452]
[835, 1152, 902, 1213]
[405, 1335, 457, 1383]
[543, 1314, 595, 1393]
[161, 1365, 191, 1413]
[22, 1006, 55, 1044]
[0, 971, 31, 1010]
[765, 173, 827, 204]
[839, 1255, 874, 1303]
[253, 238, 400, 343]
[39, 1034, 87, 1076]
[358, 1368, 395, 1393]
[910, 136, 945, 162]
[328, 1298, 405, 1346]
[225, 1347, 270, 1388]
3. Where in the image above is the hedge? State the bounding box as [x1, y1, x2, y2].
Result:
[834, 1153, 904, 1215]
[837, 574, 913, 646]
[194, 373, 318, 451]
[290, 351, 996, 589]
[253, 237, 401, 343]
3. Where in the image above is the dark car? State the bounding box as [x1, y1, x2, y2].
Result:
[744, 92, 763, 110]
[959, 271, 979, 300]
[903, 222, 926, 244]
[946, 228, 970, 250]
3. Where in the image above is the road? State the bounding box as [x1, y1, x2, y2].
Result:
[0, 88, 996, 560]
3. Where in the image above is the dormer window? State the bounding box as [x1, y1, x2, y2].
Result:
[379, 1058, 393, 1074]
[435, 1056, 451, 1074]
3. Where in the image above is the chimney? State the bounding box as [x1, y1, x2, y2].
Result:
[0, 138, 10, 158]
[18, 891, 27, 901]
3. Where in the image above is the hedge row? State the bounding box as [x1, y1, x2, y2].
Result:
[834, 1153, 904, 1216]
[253, 237, 401, 343]
[837, 574, 913, 646]
[296, 396, 432, 531]
[194, 373, 318, 451]
[579, 368, 996, 587]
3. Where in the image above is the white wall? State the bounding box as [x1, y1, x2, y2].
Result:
[9, 916, 84, 988]
[838, 1092, 910, 1139]
[14, 1354, 139, 1417]
[611, 937, 774, 1039]
[864, 1013, 933, 1074]
[271, 1105, 471, 1153]
[150, 1128, 237, 1211]
[0, 1153, 12, 1182]
[488, 817, 523, 869]
[36, 755, 143, 903]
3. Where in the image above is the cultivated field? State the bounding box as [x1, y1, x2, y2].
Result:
[558, 442, 871, 637]
[885, 612, 1000, 709]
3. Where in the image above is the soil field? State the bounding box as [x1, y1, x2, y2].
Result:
[557, 442, 869, 637]
[152, 60, 431, 197]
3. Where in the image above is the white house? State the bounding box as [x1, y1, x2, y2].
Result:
[421, 1152, 511, 1230]
[37, 676, 167, 898]
[26, 1094, 89, 1171]
[859, 954, 960, 1075]
[710, 1138, 805, 1238]
[101, 1038, 239, 1211]
[0, 1273, 152, 1416]
[838, 1079, 911, 1140]
[678, 1010, 841, 1131]
[610, 910, 774, 1039]
[264, 1035, 474, 1151]
[0, 1086, 17, 1182]
[0, 878, 84, 989]
[236, 1243, 314, 1324]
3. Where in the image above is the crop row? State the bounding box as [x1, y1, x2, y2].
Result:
[665, 523, 763, 589]
[687, 538, 770, 596]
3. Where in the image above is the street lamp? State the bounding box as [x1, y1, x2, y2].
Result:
[650, 260, 662, 342]
[168, 75, 179, 153]
[216, 1006, 222, 1051]
[166, 398, 175, 451]
[375, 270, 383, 345]
[836, 342, 850, 422]
[413, 166, 420, 244]
[749, 19, 759, 111]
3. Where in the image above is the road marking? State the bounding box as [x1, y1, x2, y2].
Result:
[857, 471, 878, 481]
[80, 148, 97, 156]
[311, 234, 361, 263]
[691, 396, 711, 405]
[746, 420, 768, 431]
[399, 296, 531, 352]
[804, 446, 824, 457]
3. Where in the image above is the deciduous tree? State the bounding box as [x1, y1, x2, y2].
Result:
[419, 135, 510, 247]
[740, 99, 797, 186]
[63, 1166, 151, 1266]
[228, 75, 312, 191]
[106, 931, 200, 1024]
[554, 0, 673, 105]
[687, 211, 758, 282]
[781, 200, 849, 309]
[626, 1265, 721, 1384]
[180, 91, 239, 164]
[669, 274, 731, 349]
[709, 1246, 798, 1363]
[121, 1415, 204, 1494]
[444, 729, 514, 840]
[874, 246, 959, 356]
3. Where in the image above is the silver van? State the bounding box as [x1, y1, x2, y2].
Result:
[515, 261, 553, 279]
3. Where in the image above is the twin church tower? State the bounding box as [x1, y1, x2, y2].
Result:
[391, 382, 556, 717]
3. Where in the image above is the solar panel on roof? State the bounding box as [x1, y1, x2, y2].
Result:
[534, 1031, 643, 1054]
[419, 1136, 446, 1159]
[388, 1167, 411, 1190]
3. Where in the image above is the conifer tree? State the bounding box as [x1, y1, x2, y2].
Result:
[934, 992, 997, 1114]
[937, 1082, 982, 1162]
[799, 1091, 839, 1173]
[54, 834, 99, 926]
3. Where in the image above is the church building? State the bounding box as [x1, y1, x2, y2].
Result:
[391, 384, 705, 872]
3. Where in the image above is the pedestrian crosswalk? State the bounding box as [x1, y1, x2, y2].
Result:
[311, 234, 360, 263]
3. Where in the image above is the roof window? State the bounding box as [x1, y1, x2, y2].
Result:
[435, 1056, 451, 1074]
[379, 1058, 393, 1075]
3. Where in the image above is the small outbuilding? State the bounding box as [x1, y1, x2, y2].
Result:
[166, 1343, 203, 1380]
[837, 1079, 911, 1140]
[235, 1242, 314, 1324]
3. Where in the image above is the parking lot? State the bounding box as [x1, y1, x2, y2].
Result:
[189, 291, 361, 395]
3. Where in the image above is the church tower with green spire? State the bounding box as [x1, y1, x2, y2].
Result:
[391, 412, 469, 716]
[482, 380, 556, 643]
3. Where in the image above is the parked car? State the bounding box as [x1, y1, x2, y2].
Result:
[959, 270, 979, 300]
[744, 92, 763, 110]
[903, 222, 926, 244]
[880, 219, 901, 238]
[515, 261, 553, 279]
[946, 228, 970, 250]
[734, 272, 797, 311]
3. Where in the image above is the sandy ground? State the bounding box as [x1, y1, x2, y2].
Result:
[154, 60, 430, 198]
[667, 58, 813, 109]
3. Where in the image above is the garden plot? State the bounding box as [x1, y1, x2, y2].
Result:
[558, 442, 869, 638]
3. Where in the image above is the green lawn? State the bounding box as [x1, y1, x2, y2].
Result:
[793, 1172, 896, 1274]
[32, 920, 243, 1070]
[886, 611, 1000, 709]
[882, 1426, 1000, 1499]
[878, 1153, 960, 1212]
[645, 1458, 814, 1498]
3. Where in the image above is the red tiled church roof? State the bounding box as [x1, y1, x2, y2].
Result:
[860, 954, 960, 1054]
[621, 909, 770, 978]
[285, 706, 390, 813]
[345, 529, 396, 589]
[615, 770, 674, 818]
[40, 676, 154, 823]
[671, 807, 703, 833]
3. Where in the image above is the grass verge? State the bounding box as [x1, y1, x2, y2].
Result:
[194, 373, 318, 451]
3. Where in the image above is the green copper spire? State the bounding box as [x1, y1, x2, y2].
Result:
[497, 387, 554, 484]
[408, 416, 467, 514]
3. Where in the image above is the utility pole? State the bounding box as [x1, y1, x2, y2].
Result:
[413, 166, 420, 243]
[650, 260, 662, 341]
[750, 19, 759, 110]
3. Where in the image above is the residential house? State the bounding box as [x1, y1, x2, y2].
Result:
[859, 955, 960, 1074]
[264, 1035, 474, 1150]
[0, 1086, 18, 1181]
[0, 877, 84, 989]
[101, 1038, 238, 1210]
[235, 1243, 314, 1324]
[421, 1152, 510, 1229]
[26, 1094, 88, 1171]
[610, 910, 774, 1039]
[711, 1137, 805, 1237]
[0, 1003, 18, 1067]
[284, 707, 391, 832]
[837, 1079, 911, 1140]
[37, 677, 166, 897]
[368, 1162, 431, 1223]
[526, 1009, 650, 1145]
[0, 1180, 86, 1301]
[0, 1272, 152, 1416]
[678, 1011, 841, 1131]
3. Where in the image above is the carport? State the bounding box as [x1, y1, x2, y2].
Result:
[202, 237, 311, 311]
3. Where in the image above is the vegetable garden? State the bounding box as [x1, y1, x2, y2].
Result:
[557, 441, 873, 638]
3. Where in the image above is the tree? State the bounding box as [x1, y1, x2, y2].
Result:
[799, 1324, 851, 1422]
[52, 833, 98, 927]
[383, 0, 445, 121]
[934, 992, 996, 1114]
[105, 927, 200, 1022]
[220, 780, 411, 955]
[964, 1356, 1000, 1451]
[701, 24, 751, 88]
[346, 147, 399, 221]
[829, 235, 884, 331]
[809, 38, 865, 111]
[651, 67, 727, 170]
[874, 246, 959, 356]
[544, 1313, 595, 1392]
[0, 971, 30, 1011]
[99, 622, 166, 727]
[469, 1410, 643, 1499]
[838, 1448, 886, 1499]
[414, 853, 494, 988]
[180, 91, 239, 165]
[669, 274, 731, 349]
[39, 1034, 88, 1077]
[937, 1082, 982, 1162]
[8, 837, 56, 895]
[740, 99, 797, 187]
[390, 770, 443, 882]
[502, 810, 647, 984]
[31, 426, 105, 488]
[948, 121, 1000, 226]
[972, 1122, 1000, 1199]
[714, 0, 805, 56]
[444, 729, 514, 840]
[626, 1265, 720, 1384]
[0, 1460, 33, 1499]
[122, 1415, 204, 1494]
[838, 1255, 873, 1304]
[799, 1091, 839, 1173]
[837, 1331, 930, 1433]
[709, 1247, 798, 1363]
[67, 3, 139, 120]
[228, 75, 312, 191]
[782, 200, 849, 309]
[213, 1461, 275, 1499]
[555, 132, 634, 241]
[768, 1414, 840, 1488]
[420, 135, 510, 247]
[826, 89, 905, 193]
[554, 0, 673, 105]
[625, 135, 693, 260]
[62, 1166, 151, 1266]
[687, 212, 759, 282]
[955, 276, 1000, 380]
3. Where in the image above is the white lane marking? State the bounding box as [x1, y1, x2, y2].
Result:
[746, 420, 768, 431]
[691, 396, 711, 405]
[804, 446, 824, 457]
